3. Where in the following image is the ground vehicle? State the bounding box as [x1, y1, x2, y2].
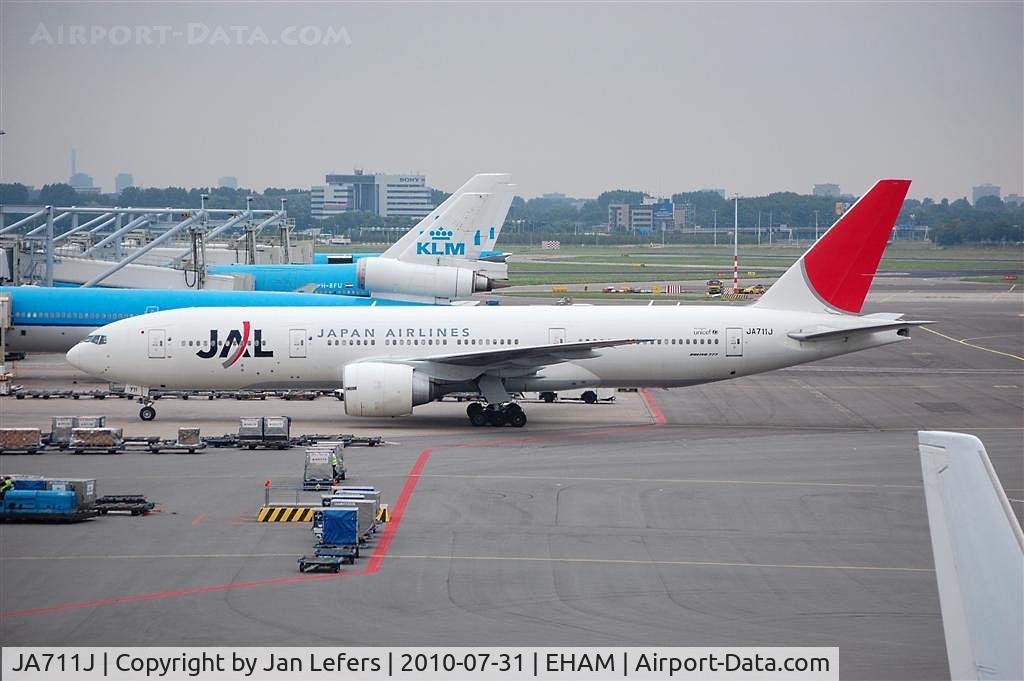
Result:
[706, 279, 724, 296]
[527, 388, 616, 404]
[741, 284, 767, 295]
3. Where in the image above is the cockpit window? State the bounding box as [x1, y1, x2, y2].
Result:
[82, 334, 107, 345]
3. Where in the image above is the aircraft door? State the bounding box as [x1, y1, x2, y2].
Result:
[289, 329, 307, 358]
[147, 329, 166, 358]
[548, 328, 566, 344]
[726, 327, 743, 357]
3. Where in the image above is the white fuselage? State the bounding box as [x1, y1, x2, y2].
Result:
[67, 305, 908, 393]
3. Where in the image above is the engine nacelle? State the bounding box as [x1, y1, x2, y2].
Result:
[342, 362, 435, 417]
[358, 258, 492, 301]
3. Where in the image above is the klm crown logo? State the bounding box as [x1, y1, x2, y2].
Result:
[416, 227, 466, 256]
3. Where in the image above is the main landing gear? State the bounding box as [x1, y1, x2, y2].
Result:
[466, 402, 527, 428]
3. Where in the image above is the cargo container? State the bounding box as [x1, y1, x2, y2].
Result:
[177, 427, 201, 447]
[45, 478, 97, 508]
[12, 478, 47, 491]
[49, 416, 78, 446]
[0, 428, 43, 453]
[237, 417, 264, 441]
[320, 508, 359, 546]
[262, 416, 291, 440]
[70, 428, 124, 453]
[304, 446, 345, 489]
[326, 496, 375, 538]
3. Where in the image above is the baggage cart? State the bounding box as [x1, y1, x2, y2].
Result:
[1, 490, 98, 522]
[301, 508, 359, 571]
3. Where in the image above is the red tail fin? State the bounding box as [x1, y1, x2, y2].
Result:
[755, 179, 911, 314]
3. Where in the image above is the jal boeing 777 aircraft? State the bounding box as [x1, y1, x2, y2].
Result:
[67, 179, 930, 426]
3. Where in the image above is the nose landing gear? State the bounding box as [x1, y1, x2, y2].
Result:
[467, 402, 527, 428]
[138, 400, 156, 421]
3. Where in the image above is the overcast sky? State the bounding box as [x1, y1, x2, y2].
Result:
[1, 2, 1020, 200]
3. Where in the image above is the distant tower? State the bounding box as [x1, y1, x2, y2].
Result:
[115, 173, 134, 193]
[70, 147, 77, 176]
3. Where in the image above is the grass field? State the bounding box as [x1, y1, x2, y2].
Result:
[315, 242, 1021, 286]
[508, 244, 1021, 285]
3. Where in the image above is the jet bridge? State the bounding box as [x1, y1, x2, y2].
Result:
[0, 201, 306, 289]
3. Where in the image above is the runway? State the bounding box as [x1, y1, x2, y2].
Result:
[1, 277, 1020, 680]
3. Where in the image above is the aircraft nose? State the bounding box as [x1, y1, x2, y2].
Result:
[66, 343, 84, 370]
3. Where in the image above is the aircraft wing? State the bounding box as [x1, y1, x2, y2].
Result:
[918, 431, 1024, 681]
[364, 338, 648, 380]
[408, 338, 646, 368]
[787, 319, 933, 341]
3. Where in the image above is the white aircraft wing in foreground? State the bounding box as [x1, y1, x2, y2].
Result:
[918, 431, 1023, 681]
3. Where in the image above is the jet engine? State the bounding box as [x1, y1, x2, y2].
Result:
[357, 258, 497, 302]
[341, 362, 436, 417]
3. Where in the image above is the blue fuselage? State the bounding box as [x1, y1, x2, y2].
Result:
[1, 286, 412, 354]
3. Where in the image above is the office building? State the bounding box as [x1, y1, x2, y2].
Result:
[311, 183, 351, 219]
[218, 176, 239, 189]
[607, 204, 630, 230]
[315, 170, 434, 219]
[813, 183, 841, 197]
[972, 184, 1000, 204]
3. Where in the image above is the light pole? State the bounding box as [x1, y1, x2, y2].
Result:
[814, 209, 820, 241]
[732, 194, 740, 294]
[712, 209, 718, 247]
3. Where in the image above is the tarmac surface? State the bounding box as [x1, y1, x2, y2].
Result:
[1, 277, 1021, 680]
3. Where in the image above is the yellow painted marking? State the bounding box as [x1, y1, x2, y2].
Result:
[962, 334, 1019, 342]
[922, 326, 1024, 362]
[256, 507, 317, 522]
[386, 554, 934, 573]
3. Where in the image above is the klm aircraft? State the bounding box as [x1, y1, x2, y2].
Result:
[209, 174, 513, 298]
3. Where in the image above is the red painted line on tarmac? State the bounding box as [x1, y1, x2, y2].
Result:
[0, 447, 437, 618]
[640, 388, 667, 425]
[190, 514, 207, 527]
[364, 448, 433, 573]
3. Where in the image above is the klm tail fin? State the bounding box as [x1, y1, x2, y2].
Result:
[755, 179, 910, 314]
[382, 173, 512, 263]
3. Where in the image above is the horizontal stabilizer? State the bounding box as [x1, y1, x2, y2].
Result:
[787, 319, 933, 342]
[918, 431, 1023, 681]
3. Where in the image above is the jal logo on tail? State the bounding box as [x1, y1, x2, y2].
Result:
[196, 321, 273, 367]
[416, 228, 465, 256]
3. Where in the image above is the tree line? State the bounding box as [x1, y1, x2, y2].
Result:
[1, 182, 1020, 246]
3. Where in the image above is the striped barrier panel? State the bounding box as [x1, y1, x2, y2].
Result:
[257, 506, 317, 522]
